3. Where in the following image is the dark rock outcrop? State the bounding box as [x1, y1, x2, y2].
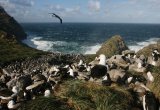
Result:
[96, 35, 128, 58]
[0, 6, 26, 41]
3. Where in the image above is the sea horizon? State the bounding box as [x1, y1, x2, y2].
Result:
[20, 22, 160, 25]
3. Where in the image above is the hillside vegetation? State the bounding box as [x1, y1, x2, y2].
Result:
[0, 31, 45, 66]
[0, 6, 46, 66]
[20, 80, 134, 110]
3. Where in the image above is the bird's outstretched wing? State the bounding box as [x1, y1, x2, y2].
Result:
[49, 13, 62, 24]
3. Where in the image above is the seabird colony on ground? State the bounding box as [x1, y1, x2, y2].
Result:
[0, 49, 160, 109]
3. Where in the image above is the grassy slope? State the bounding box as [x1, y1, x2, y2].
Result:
[20, 80, 133, 110]
[0, 31, 45, 66]
[55, 80, 133, 110]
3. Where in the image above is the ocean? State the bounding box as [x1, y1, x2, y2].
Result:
[21, 23, 160, 54]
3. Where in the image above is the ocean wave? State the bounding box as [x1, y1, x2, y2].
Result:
[84, 37, 160, 54]
[84, 44, 101, 54]
[22, 36, 79, 52]
[128, 38, 160, 52]
[23, 36, 42, 48]
[31, 40, 53, 51]
[23, 35, 160, 54]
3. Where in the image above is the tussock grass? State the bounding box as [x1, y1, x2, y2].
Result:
[149, 65, 160, 74]
[96, 35, 128, 58]
[137, 43, 160, 57]
[19, 97, 72, 110]
[56, 80, 133, 110]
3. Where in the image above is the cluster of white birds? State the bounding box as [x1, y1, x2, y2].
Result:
[0, 49, 159, 109]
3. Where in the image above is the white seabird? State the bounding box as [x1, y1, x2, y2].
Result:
[78, 60, 83, 66]
[142, 91, 159, 110]
[7, 100, 20, 109]
[98, 54, 106, 65]
[146, 71, 154, 83]
[68, 67, 74, 77]
[12, 86, 19, 94]
[90, 54, 108, 79]
[127, 77, 133, 84]
[44, 89, 51, 97]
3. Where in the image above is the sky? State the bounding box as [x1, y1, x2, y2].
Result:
[0, 0, 160, 23]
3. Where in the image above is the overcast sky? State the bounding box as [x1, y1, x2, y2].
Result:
[0, 0, 160, 23]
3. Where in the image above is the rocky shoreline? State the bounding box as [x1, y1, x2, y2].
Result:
[0, 6, 160, 110]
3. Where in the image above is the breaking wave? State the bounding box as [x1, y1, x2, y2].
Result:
[128, 38, 160, 52]
[23, 35, 160, 54]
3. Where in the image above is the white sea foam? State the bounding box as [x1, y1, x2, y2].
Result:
[84, 37, 160, 54]
[84, 44, 101, 54]
[22, 36, 54, 51]
[22, 36, 79, 52]
[22, 36, 41, 48]
[31, 40, 54, 51]
[23, 36, 160, 54]
[128, 38, 160, 52]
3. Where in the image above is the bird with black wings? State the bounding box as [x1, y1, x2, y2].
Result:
[49, 13, 62, 24]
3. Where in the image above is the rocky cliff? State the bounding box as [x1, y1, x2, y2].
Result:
[96, 35, 128, 58]
[0, 6, 26, 41]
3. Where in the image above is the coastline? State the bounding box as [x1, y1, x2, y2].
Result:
[22, 34, 160, 54]
[0, 6, 160, 110]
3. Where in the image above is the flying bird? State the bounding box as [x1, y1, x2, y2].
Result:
[49, 13, 62, 24]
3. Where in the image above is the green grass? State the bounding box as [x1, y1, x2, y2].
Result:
[148, 73, 160, 101]
[84, 54, 97, 64]
[0, 31, 46, 66]
[137, 43, 160, 57]
[19, 97, 73, 110]
[96, 35, 128, 58]
[148, 65, 160, 74]
[56, 80, 133, 110]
